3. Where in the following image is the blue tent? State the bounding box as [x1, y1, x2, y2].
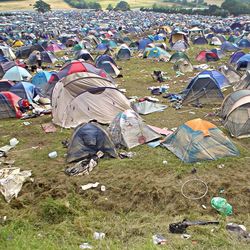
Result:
[32, 71, 53, 92]
[182, 73, 224, 105]
[66, 122, 117, 163]
[96, 43, 109, 51]
[193, 37, 208, 45]
[229, 51, 245, 64]
[221, 41, 239, 52]
[237, 39, 250, 49]
[143, 47, 170, 59]
[9, 82, 40, 103]
[96, 54, 117, 68]
[138, 38, 152, 50]
[236, 54, 250, 70]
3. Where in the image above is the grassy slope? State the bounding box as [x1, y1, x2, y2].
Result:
[0, 0, 224, 11]
[0, 43, 249, 249]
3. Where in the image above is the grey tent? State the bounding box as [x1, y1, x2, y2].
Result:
[221, 90, 250, 138]
[233, 70, 250, 91]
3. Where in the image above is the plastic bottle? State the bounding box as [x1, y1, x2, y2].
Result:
[211, 197, 233, 216]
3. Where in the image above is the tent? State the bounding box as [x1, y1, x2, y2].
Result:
[169, 31, 188, 46]
[0, 61, 16, 78]
[116, 46, 131, 60]
[237, 39, 250, 49]
[9, 82, 40, 103]
[133, 101, 167, 115]
[221, 90, 250, 138]
[210, 36, 222, 46]
[229, 51, 245, 64]
[46, 43, 62, 52]
[108, 109, 160, 149]
[193, 37, 208, 45]
[75, 49, 94, 62]
[219, 65, 241, 84]
[169, 51, 190, 63]
[96, 54, 117, 68]
[171, 40, 188, 51]
[196, 50, 219, 62]
[173, 59, 193, 73]
[28, 51, 57, 65]
[0, 46, 16, 60]
[182, 72, 224, 105]
[233, 70, 250, 91]
[31, 71, 54, 93]
[12, 40, 24, 47]
[138, 38, 152, 50]
[236, 54, 250, 70]
[52, 72, 130, 128]
[97, 61, 121, 77]
[221, 41, 239, 52]
[57, 60, 108, 79]
[143, 47, 171, 60]
[67, 122, 118, 163]
[162, 118, 239, 163]
[0, 80, 14, 92]
[0, 91, 22, 119]
[3, 66, 31, 81]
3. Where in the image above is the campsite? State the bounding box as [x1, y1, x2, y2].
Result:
[0, 2, 250, 249]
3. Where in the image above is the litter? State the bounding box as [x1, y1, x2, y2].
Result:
[100, 185, 106, 192]
[152, 234, 167, 245]
[93, 232, 105, 240]
[169, 219, 219, 234]
[23, 122, 31, 126]
[48, 151, 58, 159]
[119, 152, 136, 159]
[163, 160, 168, 165]
[0, 167, 32, 202]
[226, 223, 250, 239]
[181, 179, 208, 200]
[148, 125, 173, 136]
[147, 140, 161, 148]
[0, 138, 20, 157]
[79, 243, 93, 249]
[9, 138, 19, 147]
[181, 234, 191, 239]
[211, 197, 233, 216]
[81, 182, 99, 191]
[41, 123, 57, 133]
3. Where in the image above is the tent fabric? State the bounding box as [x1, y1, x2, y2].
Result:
[170, 52, 190, 63]
[143, 47, 171, 60]
[193, 37, 208, 45]
[233, 70, 250, 91]
[221, 41, 239, 52]
[229, 51, 245, 64]
[52, 72, 130, 128]
[75, 49, 94, 61]
[32, 71, 53, 92]
[196, 50, 219, 62]
[97, 61, 120, 77]
[108, 109, 161, 149]
[67, 122, 117, 163]
[0, 80, 14, 92]
[133, 101, 167, 115]
[219, 65, 241, 84]
[182, 73, 224, 105]
[221, 90, 250, 138]
[9, 82, 40, 103]
[236, 54, 250, 70]
[237, 39, 250, 49]
[210, 37, 222, 46]
[116, 47, 131, 60]
[3, 66, 31, 81]
[0, 91, 22, 119]
[171, 40, 188, 51]
[162, 118, 239, 163]
[173, 59, 193, 73]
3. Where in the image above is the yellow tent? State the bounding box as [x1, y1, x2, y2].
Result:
[13, 40, 24, 47]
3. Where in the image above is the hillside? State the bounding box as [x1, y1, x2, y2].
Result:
[0, 0, 224, 11]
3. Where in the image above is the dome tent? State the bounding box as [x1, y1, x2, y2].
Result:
[67, 122, 118, 163]
[221, 90, 250, 138]
[162, 118, 239, 163]
[108, 109, 160, 149]
[52, 72, 130, 128]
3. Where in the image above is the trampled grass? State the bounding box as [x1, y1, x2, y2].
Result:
[0, 43, 250, 249]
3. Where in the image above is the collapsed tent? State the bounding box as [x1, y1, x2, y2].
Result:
[133, 101, 167, 115]
[67, 122, 118, 163]
[173, 59, 193, 73]
[108, 109, 160, 149]
[182, 72, 225, 105]
[52, 72, 130, 128]
[233, 70, 250, 90]
[162, 118, 239, 163]
[0, 91, 22, 119]
[221, 90, 250, 138]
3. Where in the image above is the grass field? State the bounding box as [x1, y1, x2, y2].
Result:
[0, 0, 224, 11]
[0, 43, 250, 249]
